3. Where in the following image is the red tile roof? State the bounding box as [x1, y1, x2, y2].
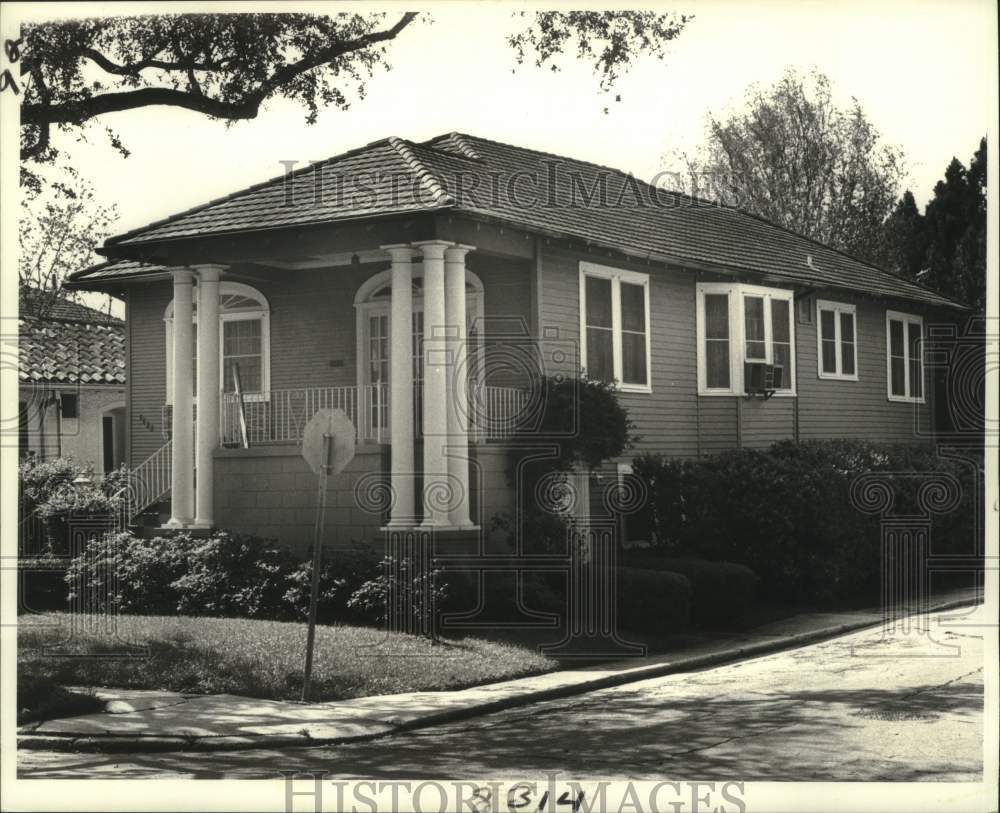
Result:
[71, 133, 964, 309]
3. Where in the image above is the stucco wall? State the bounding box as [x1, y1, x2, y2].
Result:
[19, 384, 126, 470]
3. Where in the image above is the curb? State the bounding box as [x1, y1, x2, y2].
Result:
[17, 596, 980, 754]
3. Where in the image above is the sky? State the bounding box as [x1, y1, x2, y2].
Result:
[14, 0, 998, 276]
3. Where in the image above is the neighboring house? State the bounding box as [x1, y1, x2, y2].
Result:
[18, 289, 127, 472]
[65, 133, 966, 549]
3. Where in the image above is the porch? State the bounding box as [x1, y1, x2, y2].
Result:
[219, 383, 529, 446]
[145, 238, 538, 534]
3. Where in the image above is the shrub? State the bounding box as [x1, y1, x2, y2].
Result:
[65, 532, 196, 614]
[348, 557, 449, 633]
[66, 530, 397, 624]
[171, 531, 300, 619]
[632, 441, 983, 604]
[507, 375, 636, 555]
[440, 568, 565, 623]
[616, 567, 692, 635]
[20, 457, 124, 556]
[624, 554, 758, 628]
[283, 544, 384, 624]
[19, 457, 89, 505]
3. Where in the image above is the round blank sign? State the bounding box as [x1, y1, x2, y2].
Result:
[301, 408, 356, 476]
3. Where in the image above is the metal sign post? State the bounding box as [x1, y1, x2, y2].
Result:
[299, 408, 356, 702]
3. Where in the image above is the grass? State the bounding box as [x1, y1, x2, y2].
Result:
[18, 613, 558, 704]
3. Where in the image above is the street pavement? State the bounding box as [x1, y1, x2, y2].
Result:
[17, 604, 987, 781]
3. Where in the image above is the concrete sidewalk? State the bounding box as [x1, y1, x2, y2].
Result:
[18, 588, 982, 753]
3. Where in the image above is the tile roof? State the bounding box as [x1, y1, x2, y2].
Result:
[19, 287, 122, 323]
[73, 133, 964, 309]
[19, 293, 126, 386]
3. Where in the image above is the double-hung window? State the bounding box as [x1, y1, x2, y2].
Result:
[886, 310, 924, 402]
[696, 282, 796, 395]
[579, 262, 651, 392]
[165, 282, 270, 403]
[816, 300, 858, 380]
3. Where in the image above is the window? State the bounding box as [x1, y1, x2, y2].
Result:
[165, 282, 270, 403]
[816, 300, 858, 380]
[886, 310, 924, 402]
[696, 282, 796, 395]
[59, 393, 79, 419]
[579, 262, 651, 391]
[354, 266, 485, 438]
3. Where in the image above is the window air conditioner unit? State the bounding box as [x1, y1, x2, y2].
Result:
[744, 363, 784, 399]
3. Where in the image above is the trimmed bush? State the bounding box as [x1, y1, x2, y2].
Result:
[616, 567, 692, 635]
[632, 440, 983, 604]
[624, 554, 758, 628]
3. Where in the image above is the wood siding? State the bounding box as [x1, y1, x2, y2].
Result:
[797, 294, 934, 442]
[125, 247, 938, 471]
[127, 280, 171, 467]
[536, 245, 935, 461]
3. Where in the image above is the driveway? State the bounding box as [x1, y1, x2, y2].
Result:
[18, 604, 986, 781]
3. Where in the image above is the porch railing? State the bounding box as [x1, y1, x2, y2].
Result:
[471, 385, 530, 441]
[220, 384, 527, 447]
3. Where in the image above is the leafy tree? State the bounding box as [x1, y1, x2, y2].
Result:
[880, 138, 987, 311]
[17, 11, 690, 179]
[19, 168, 117, 319]
[682, 69, 906, 266]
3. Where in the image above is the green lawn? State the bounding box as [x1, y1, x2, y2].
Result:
[18, 613, 558, 705]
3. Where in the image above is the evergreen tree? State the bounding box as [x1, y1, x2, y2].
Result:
[883, 138, 986, 311]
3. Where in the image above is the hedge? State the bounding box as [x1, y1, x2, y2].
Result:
[624, 554, 758, 628]
[616, 567, 692, 635]
[63, 531, 563, 629]
[66, 531, 386, 624]
[632, 440, 982, 604]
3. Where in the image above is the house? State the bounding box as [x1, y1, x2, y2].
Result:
[18, 289, 127, 472]
[65, 133, 965, 549]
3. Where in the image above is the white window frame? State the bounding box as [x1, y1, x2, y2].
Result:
[885, 309, 925, 403]
[579, 261, 652, 393]
[164, 281, 271, 404]
[816, 299, 859, 381]
[695, 282, 797, 396]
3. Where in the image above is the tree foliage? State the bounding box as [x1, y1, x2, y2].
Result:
[508, 11, 690, 91]
[684, 69, 906, 266]
[19, 12, 421, 165]
[18, 11, 690, 177]
[19, 168, 117, 318]
[880, 139, 987, 311]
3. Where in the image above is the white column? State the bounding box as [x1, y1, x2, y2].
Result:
[444, 244, 475, 527]
[194, 265, 223, 527]
[415, 241, 451, 527]
[166, 269, 195, 527]
[383, 245, 417, 526]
